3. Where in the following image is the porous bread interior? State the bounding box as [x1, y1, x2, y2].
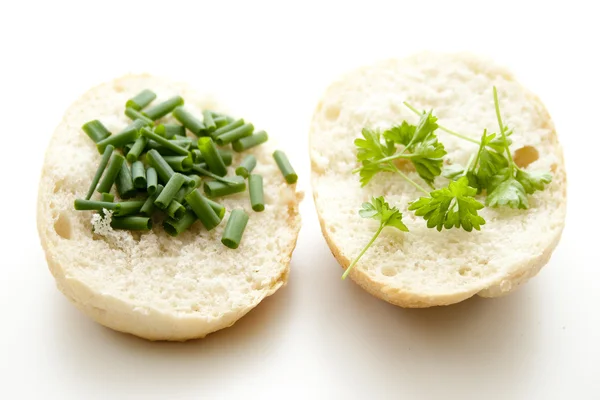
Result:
[310, 53, 566, 307]
[37, 75, 302, 340]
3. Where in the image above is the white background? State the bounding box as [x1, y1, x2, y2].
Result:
[1, 1, 599, 399]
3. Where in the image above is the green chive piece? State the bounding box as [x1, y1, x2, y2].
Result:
[126, 89, 157, 111]
[101, 192, 115, 202]
[163, 209, 197, 236]
[172, 107, 205, 136]
[188, 174, 202, 188]
[146, 149, 175, 183]
[131, 161, 147, 189]
[211, 118, 244, 139]
[204, 176, 246, 198]
[192, 164, 238, 184]
[213, 116, 228, 128]
[220, 149, 233, 166]
[85, 145, 114, 200]
[126, 136, 148, 163]
[74, 199, 120, 212]
[114, 200, 146, 216]
[125, 107, 153, 125]
[249, 174, 265, 212]
[197, 137, 227, 176]
[215, 123, 254, 146]
[123, 143, 133, 156]
[202, 110, 216, 132]
[173, 183, 195, 203]
[96, 154, 125, 194]
[155, 173, 186, 209]
[273, 150, 298, 184]
[115, 162, 136, 199]
[155, 123, 185, 138]
[111, 216, 152, 231]
[140, 185, 163, 216]
[143, 96, 184, 120]
[82, 120, 111, 143]
[235, 154, 257, 178]
[221, 209, 249, 249]
[146, 138, 192, 155]
[166, 200, 186, 220]
[96, 122, 142, 154]
[163, 154, 193, 172]
[146, 167, 158, 194]
[191, 149, 203, 163]
[232, 130, 268, 152]
[141, 127, 189, 156]
[185, 189, 222, 230]
[206, 198, 226, 219]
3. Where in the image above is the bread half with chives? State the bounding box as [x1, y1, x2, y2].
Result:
[310, 53, 566, 307]
[37, 75, 302, 340]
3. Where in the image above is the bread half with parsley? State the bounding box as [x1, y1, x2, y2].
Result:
[37, 75, 302, 340]
[310, 53, 566, 307]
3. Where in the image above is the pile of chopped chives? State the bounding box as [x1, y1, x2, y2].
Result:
[75, 89, 297, 249]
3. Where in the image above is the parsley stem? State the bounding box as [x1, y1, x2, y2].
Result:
[493, 87, 515, 170]
[391, 164, 429, 194]
[351, 153, 417, 174]
[342, 224, 384, 280]
[403, 102, 480, 145]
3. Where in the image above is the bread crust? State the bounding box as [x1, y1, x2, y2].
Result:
[37, 75, 302, 340]
[310, 53, 566, 308]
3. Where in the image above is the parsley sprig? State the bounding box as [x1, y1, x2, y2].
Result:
[343, 197, 408, 279]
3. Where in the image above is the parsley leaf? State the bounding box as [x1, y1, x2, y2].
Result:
[355, 128, 395, 165]
[486, 169, 529, 209]
[342, 197, 408, 279]
[409, 135, 447, 187]
[516, 169, 553, 194]
[383, 121, 415, 146]
[408, 177, 485, 232]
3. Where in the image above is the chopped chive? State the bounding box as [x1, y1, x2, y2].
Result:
[74, 199, 120, 212]
[197, 137, 227, 176]
[146, 149, 175, 183]
[126, 136, 148, 163]
[131, 161, 146, 189]
[204, 176, 246, 198]
[140, 184, 163, 216]
[146, 167, 158, 194]
[221, 209, 249, 249]
[163, 209, 197, 236]
[96, 153, 125, 194]
[155, 173, 186, 209]
[215, 123, 254, 146]
[249, 174, 265, 212]
[111, 216, 152, 231]
[126, 89, 156, 111]
[191, 149, 203, 163]
[235, 154, 257, 178]
[163, 154, 193, 172]
[213, 116, 228, 128]
[211, 118, 244, 139]
[202, 110, 216, 132]
[273, 150, 298, 184]
[232, 130, 268, 152]
[82, 120, 111, 143]
[166, 200, 186, 220]
[125, 107, 153, 125]
[155, 123, 186, 138]
[172, 107, 205, 136]
[101, 192, 115, 202]
[185, 189, 222, 230]
[96, 123, 141, 153]
[188, 174, 202, 188]
[115, 162, 136, 199]
[141, 127, 189, 156]
[146, 138, 192, 155]
[143, 96, 184, 120]
[206, 198, 226, 219]
[173, 183, 195, 203]
[85, 144, 114, 200]
[114, 200, 146, 216]
[123, 143, 133, 156]
[192, 164, 238, 184]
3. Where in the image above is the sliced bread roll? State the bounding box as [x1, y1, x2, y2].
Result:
[310, 53, 566, 307]
[37, 75, 302, 340]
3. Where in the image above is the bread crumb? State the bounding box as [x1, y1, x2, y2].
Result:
[91, 209, 114, 236]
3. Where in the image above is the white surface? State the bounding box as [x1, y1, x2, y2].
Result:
[0, 1, 598, 399]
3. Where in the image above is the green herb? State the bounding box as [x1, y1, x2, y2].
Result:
[342, 197, 408, 280]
